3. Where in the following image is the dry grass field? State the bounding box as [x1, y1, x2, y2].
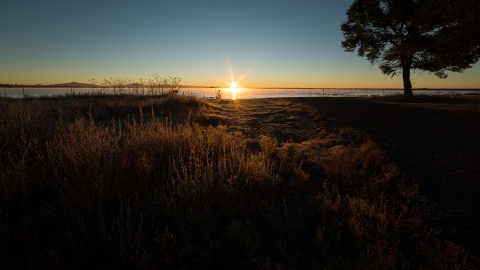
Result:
[0, 94, 478, 269]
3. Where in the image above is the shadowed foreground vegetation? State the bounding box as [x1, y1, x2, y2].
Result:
[0, 94, 475, 269]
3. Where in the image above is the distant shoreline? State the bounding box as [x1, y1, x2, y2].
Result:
[1, 85, 479, 91]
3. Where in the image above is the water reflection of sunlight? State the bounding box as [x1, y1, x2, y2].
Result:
[230, 87, 237, 100]
[230, 82, 238, 100]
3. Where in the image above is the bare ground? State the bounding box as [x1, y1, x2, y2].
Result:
[216, 98, 324, 145]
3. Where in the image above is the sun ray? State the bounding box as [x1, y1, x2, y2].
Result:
[235, 63, 258, 84]
[222, 49, 259, 88]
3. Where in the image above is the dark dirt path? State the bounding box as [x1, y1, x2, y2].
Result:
[217, 99, 322, 143]
[290, 97, 480, 256]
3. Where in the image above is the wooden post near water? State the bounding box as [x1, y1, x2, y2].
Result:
[22, 85, 25, 99]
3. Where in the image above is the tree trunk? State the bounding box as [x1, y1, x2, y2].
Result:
[402, 63, 413, 98]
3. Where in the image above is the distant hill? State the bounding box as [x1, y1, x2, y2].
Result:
[53, 82, 98, 88]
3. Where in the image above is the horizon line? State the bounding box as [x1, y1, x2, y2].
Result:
[1, 83, 480, 91]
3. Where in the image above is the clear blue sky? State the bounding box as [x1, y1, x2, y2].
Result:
[1, 0, 479, 88]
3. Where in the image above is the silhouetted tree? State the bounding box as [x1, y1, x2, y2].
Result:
[429, 0, 480, 72]
[341, 0, 480, 98]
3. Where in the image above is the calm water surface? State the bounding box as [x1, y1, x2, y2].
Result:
[2, 87, 478, 99]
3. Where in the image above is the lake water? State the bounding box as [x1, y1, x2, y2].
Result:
[1, 87, 478, 99]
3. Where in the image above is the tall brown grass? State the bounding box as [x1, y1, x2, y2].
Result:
[0, 95, 474, 269]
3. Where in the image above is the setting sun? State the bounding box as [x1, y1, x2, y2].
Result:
[230, 82, 237, 88]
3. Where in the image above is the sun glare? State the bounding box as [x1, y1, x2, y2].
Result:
[230, 82, 237, 88]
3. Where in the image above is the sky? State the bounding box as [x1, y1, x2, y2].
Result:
[1, 0, 479, 89]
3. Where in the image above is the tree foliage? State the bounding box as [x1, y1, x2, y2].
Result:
[341, 0, 480, 97]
